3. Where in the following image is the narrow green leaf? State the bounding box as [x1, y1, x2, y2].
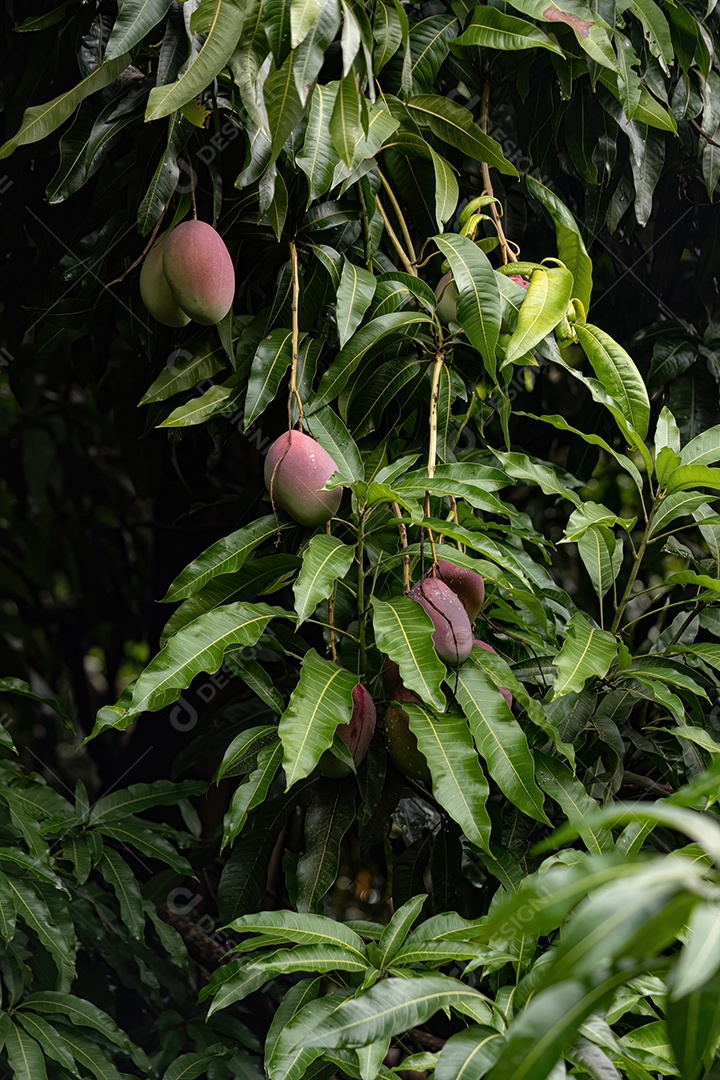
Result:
[305, 406, 364, 483]
[296, 783, 356, 912]
[454, 8, 563, 52]
[278, 650, 356, 787]
[665, 464, 720, 494]
[291, 0, 324, 46]
[4, 1026, 47, 1080]
[434, 234, 502, 377]
[371, 596, 447, 711]
[574, 323, 650, 441]
[297, 84, 341, 201]
[504, 267, 573, 365]
[0, 54, 131, 159]
[145, 0, 245, 120]
[244, 328, 295, 427]
[330, 73, 362, 166]
[222, 742, 284, 849]
[105, 0, 174, 58]
[98, 848, 145, 940]
[90, 779, 205, 824]
[336, 259, 377, 346]
[14, 1014, 79, 1077]
[215, 726, 280, 782]
[20, 991, 138, 1057]
[294, 534, 356, 625]
[164, 516, 282, 602]
[404, 703, 491, 852]
[553, 613, 617, 697]
[376, 894, 427, 968]
[577, 525, 623, 602]
[455, 664, 547, 824]
[162, 1046, 231, 1080]
[436, 1026, 503, 1080]
[535, 752, 613, 853]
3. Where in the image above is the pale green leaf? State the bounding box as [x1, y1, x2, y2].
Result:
[553, 613, 617, 696]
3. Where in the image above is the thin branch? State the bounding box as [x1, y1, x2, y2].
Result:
[391, 500, 411, 594]
[376, 195, 416, 276]
[378, 168, 417, 265]
[288, 240, 303, 428]
[480, 82, 517, 266]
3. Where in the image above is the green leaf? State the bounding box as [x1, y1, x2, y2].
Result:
[330, 73, 362, 166]
[553, 613, 617, 696]
[43, 1026, 132, 1080]
[294, 534, 356, 625]
[371, 596, 447, 711]
[137, 112, 193, 234]
[215, 726, 280, 781]
[20, 991, 139, 1059]
[265, 977, 324, 1078]
[454, 8, 563, 52]
[484, 975, 629, 1080]
[681, 425, 720, 467]
[98, 848, 144, 940]
[90, 779, 205, 824]
[521, 413, 643, 494]
[308, 311, 431, 412]
[577, 525, 623, 603]
[278, 649, 356, 787]
[664, 464, 720, 494]
[524, 176, 593, 313]
[4, 1026, 47, 1080]
[157, 378, 241, 428]
[97, 822, 192, 874]
[0, 872, 16, 943]
[429, 146, 459, 229]
[296, 85, 341, 200]
[291, 0, 324, 46]
[106, 602, 288, 727]
[296, 783, 356, 912]
[434, 233, 502, 378]
[227, 909, 369, 957]
[504, 267, 573, 365]
[305, 406, 364, 483]
[563, 501, 636, 542]
[648, 491, 710, 539]
[0, 677, 71, 732]
[139, 338, 226, 405]
[162, 1046, 231, 1080]
[666, 973, 720, 1080]
[0, 54, 131, 159]
[436, 1026, 503, 1080]
[535, 752, 613, 853]
[405, 95, 519, 176]
[221, 741, 284, 849]
[670, 901, 720, 997]
[244, 328, 295, 427]
[404, 703, 491, 852]
[14, 1014, 79, 1077]
[105, 0, 174, 58]
[292, 975, 493, 1048]
[455, 664, 547, 824]
[164, 516, 282, 602]
[6, 880, 75, 988]
[376, 894, 427, 969]
[336, 259, 377, 347]
[145, 0, 245, 120]
[629, 0, 673, 74]
[574, 323, 650, 441]
[293, 0, 341, 101]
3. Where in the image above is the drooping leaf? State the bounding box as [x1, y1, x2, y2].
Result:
[296, 782, 356, 912]
[278, 649, 356, 787]
[574, 323, 650, 441]
[434, 233, 502, 378]
[454, 8, 563, 52]
[336, 259, 377, 346]
[105, 0, 174, 58]
[221, 741, 284, 849]
[146, 0, 246, 120]
[552, 613, 617, 697]
[163, 517, 282, 602]
[244, 328, 295, 427]
[371, 596, 447, 711]
[504, 267, 573, 365]
[405, 94, 519, 175]
[293, 534, 356, 625]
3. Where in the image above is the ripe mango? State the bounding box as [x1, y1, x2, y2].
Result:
[474, 639, 513, 708]
[162, 221, 235, 325]
[384, 686, 431, 783]
[435, 559, 485, 622]
[139, 232, 191, 328]
[264, 430, 342, 527]
[408, 577, 472, 666]
[320, 684, 376, 779]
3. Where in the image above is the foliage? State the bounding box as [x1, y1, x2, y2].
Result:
[2, 0, 720, 1075]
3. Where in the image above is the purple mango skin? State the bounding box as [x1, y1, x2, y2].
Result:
[264, 430, 342, 527]
[139, 232, 191, 328]
[384, 686, 430, 783]
[409, 577, 473, 666]
[473, 639, 513, 708]
[162, 221, 235, 325]
[320, 684, 376, 779]
[434, 559, 485, 622]
[382, 656, 402, 696]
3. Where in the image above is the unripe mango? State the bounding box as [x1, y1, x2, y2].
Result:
[139, 232, 191, 328]
[162, 221, 235, 325]
[320, 684, 376, 779]
[384, 686, 430, 782]
[474, 639, 513, 708]
[435, 270, 458, 324]
[409, 577, 472, 666]
[434, 559, 485, 622]
[264, 430, 342, 527]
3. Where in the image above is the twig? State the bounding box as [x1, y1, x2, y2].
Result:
[424, 349, 445, 570]
[376, 195, 417, 276]
[378, 168, 417, 265]
[288, 240, 303, 428]
[391, 501, 411, 594]
[691, 118, 720, 148]
[480, 82, 517, 266]
[326, 520, 338, 662]
[102, 209, 167, 291]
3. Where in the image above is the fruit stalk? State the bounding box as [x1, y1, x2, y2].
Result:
[424, 348, 446, 569]
[480, 82, 517, 266]
[378, 169, 417, 269]
[289, 240, 304, 427]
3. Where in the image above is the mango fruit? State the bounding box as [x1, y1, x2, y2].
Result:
[408, 577, 472, 666]
[320, 683, 376, 779]
[264, 430, 342, 526]
[384, 686, 431, 783]
[474, 639, 513, 708]
[139, 232, 191, 328]
[435, 559, 485, 622]
[161, 220, 235, 325]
